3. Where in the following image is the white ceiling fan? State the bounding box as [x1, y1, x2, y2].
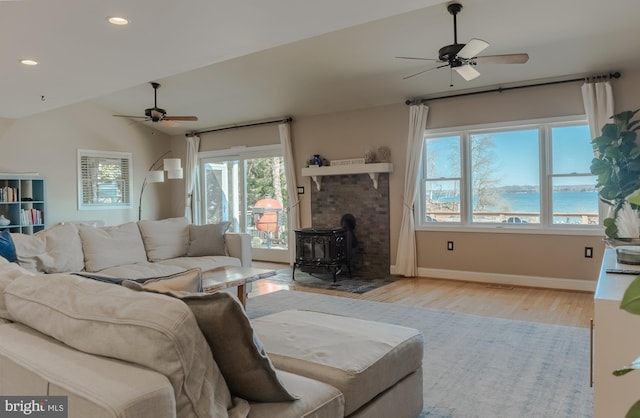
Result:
[397, 2, 529, 82]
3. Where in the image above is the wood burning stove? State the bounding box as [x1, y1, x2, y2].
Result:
[293, 214, 357, 282]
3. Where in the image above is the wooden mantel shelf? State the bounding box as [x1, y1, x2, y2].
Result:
[301, 163, 393, 191]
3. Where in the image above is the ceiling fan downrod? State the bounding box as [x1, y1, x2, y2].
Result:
[448, 3, 463, 45]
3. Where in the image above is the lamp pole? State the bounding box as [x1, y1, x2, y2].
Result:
[138, 151, 170, 220]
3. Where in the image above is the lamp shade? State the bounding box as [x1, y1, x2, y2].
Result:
[164, 158, 182, 171]
[167, 168, 183, 179]
[146, 170, 165, 183]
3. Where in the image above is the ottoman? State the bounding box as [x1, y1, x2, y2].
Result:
[251, 310, 424, 418]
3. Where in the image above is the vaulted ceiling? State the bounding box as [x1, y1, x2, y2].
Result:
[4, 0, 640, 136]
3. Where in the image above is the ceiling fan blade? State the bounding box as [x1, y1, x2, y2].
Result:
[163, 116, 198, 121]
[403, 63, 449, 80]
[457, 38, 489, 59]
[395, 56, 439, 61]
[474, 53, 529, 64]
[454, 64, 480, 81]
[113, 114, 147, 119]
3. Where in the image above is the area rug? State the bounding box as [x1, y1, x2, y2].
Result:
[246, 290, 593, 418]
[263, 268, 398, 294]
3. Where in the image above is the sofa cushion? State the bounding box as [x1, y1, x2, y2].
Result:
[10, 223, 84, 273]
[3, 273, 237, 418]
[37, 223, 85, 273]
[138, 217, 190, 262]
[188, 222, 230, 257]
[125, 285, 297, 403]
[0, 229, 17, 263]
[78, 222, 147, 272]
[252, 310, 424, 415]
[0, 257, 35, 321]
[248, 370, 344, 418]
[0, 323, 177, 418]
[10, 232, 45, 272]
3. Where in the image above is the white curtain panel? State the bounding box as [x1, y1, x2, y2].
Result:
[581, 80, 614, 224]
[395, 104, 429, 277]
[581, 80, 614, 141]
[185, 135, 201, 224]
[279, 122, 301, 265]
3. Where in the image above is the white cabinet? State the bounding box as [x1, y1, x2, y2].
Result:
[594, 248, 640, 417]
[0, 176, 46, 234]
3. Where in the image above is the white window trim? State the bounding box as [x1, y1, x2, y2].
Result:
[416, 115, 603, 236]
[77, 149, 133, 210]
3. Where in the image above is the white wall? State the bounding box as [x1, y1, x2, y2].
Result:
[0, 101, 173, 226]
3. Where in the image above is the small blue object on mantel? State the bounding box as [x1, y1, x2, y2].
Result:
[312, 154, 323, 167]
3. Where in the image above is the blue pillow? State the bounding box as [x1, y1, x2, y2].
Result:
[0, 229, 17, 263]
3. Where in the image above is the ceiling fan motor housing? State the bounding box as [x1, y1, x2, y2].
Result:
[439, 44, 465, 62]
[145, 108, 166, 122]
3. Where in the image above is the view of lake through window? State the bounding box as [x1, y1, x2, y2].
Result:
[420, 120, 598, 228]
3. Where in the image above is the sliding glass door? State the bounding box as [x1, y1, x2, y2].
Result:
[200, 145, 288, 263]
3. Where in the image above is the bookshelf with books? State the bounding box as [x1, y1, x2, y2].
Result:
[0, 175, 45, 234]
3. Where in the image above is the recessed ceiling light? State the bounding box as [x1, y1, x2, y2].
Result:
[107, 16, 129, 25]
[20, 59, 38, 66]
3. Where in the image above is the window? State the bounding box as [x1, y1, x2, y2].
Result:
[77, 149, 132, 210]
[418, 117, 598, 231]
[199, 145, 289, 262]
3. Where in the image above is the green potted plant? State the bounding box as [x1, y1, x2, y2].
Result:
[590, 109, 640, 238]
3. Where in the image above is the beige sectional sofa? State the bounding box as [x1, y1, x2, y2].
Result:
[0, 218, 424, 418]
[9, 216, 252, 278]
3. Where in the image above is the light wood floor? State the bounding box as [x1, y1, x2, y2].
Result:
[250, 262, 594, 328]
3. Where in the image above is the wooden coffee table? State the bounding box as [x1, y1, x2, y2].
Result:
[201, 266, 276, 307]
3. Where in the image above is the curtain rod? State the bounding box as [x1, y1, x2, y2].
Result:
[186, 117, 293, 137]
[406, 71, 621, 105]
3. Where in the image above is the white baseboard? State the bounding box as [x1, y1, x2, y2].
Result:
[390, 265, 596, 292]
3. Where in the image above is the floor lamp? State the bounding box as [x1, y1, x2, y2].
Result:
[138, 152, 184, 220]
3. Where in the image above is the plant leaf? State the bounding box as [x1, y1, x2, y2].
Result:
[613, 367, 634, 377]
[627, 400, 640, 418]
[621, 276, 640, 314]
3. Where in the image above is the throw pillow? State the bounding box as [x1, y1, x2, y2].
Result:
[9, 232, 45, 272]
[120, 268, 202, 293]
[188, 222, 230, 257]
[125, 285, 298, 402]
[137, 217, 190, 262]
[78, 222, 148, 272]
[0, 229, 17, 263]
[37, 223, 85, 273]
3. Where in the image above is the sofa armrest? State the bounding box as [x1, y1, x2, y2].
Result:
[225, 232, 252, 267]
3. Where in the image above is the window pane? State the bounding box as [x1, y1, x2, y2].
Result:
[424, 136, 460, 179]
[471, 130, 540, 224]
[247, 156, 288, 250]
[552, 176, 598, 225]
[552, 125, 592, 174]
[424, 136, 461, 223]
[424, 180, 460, 222]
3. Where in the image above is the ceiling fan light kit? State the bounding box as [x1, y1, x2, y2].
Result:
[398, 2, 529, 82]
